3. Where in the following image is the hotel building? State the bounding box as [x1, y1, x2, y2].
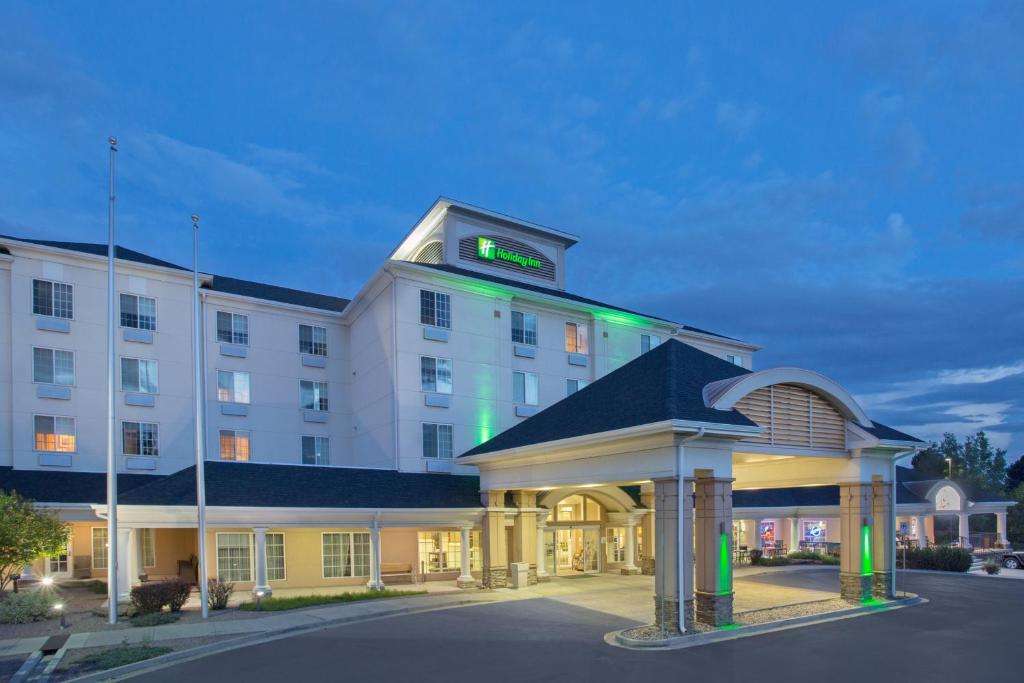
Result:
[0, 198, 1013, 630]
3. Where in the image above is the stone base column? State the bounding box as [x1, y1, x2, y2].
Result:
[641, 558, 655, 576]
[694, 475, 733, 627]
[481, 490, 508, 589]
[483, 565, 507, 589]
[695, 591, 733, 626]
[872, 572, 892, 600]
[653, 595, 693, 635]
[840, 572, 873, 602]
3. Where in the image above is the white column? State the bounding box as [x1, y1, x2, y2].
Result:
[996, 512, 1008, 546]
[253, 527, 271, 596]
[367, 523, 384, 590]
[116, 527, 133, 602]
[958, 513, 971, 547]
[535, 514, 549, 580]
[915, 514, 927, 548]
[753, 518, 763, 550]
[789, 517, 799, 552]
[457, 526, 474, 588]
[623, 521, 638, 572]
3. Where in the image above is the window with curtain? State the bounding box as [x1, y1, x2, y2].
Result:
[322, 532, 370, 578]
[219, 430, 251, 461]
[217, 533, 252, 581]
[420, 356, 453, 394]
[34, 415, 75, 452]
[122, 421, 159, 456]
[419, 290, 451, 328]
[566, 378, 588, 396]
[422, 423, 453, 459]
[217, 370, 251, 404]
[267, 533, 285, 581]
[641, 334, 660, 354]
[216, 311, 249, 345]
[139, 528, 156, 568]
[32, 347, 74, 385]
[564, 322, 588, 354]
[511, 310, 537, 345]
[92, 527, 108, 569]
[33, 279, 73, 319]
[300, 380, 329, 411]
[120, 293, 157, 330]
[513, 371, 538, 405]
[301, 435, 329, 465]
[121, 358, 158, 393]
[299, 324, 328, 356]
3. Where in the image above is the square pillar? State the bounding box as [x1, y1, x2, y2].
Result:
[511, 491, 538, 585]
[788, 517, 800, 552]
[996, 512, 1008, 547]
[640, 492, 655, 575]
[535, 512, 550, 581]
[839, 483, 874, 603]
[481, 490, 508, 588]
[116, 527, 135, 603]
[915, 514, 928, 548]
[694, 475, 733, 627]
[653, 477, 692, 634]
[367, 524, 384, 590]
[958, 513, 971, 547]
[621, 520, 639, 575]
[253, 527, 273, 596]
[924, 514, 935, 546]
[871, 480, 894, 599]
[457, 525, 475, 588]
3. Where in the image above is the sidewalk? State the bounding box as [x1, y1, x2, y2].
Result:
[0, 590, 512, 659]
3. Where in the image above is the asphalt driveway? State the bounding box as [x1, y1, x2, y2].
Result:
[140, 570, 1021, 683]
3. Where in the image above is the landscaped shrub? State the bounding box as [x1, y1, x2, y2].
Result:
[900, 546, 972, 572]
[748, 549, 763, 565]
[983, 559, 1001, 575]
[130, 581, 172, 615]
[129, 611, 181, 627]
[0, 590, 55, 623]
[787, 551, 840, 565]
[165, 580, 191, 612]
[755, 556, 791, 567]
[207, 579, 234, 610]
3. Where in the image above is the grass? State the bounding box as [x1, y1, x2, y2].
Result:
[130, 611, 181, 627]
[79, 580, 109, 595]
[76, 645, 173, 672]
[238, 589, 426, 612]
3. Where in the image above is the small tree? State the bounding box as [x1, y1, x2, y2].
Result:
[0, 491, 70, 591]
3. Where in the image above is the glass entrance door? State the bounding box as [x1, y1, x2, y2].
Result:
[550, 527, 600, 575]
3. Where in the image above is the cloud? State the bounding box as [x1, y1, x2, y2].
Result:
[715, 101, 759, 140]
[860, 88, 927, 176]
[961, 182, 1024, 242]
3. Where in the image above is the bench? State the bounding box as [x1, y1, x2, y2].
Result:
[380, 562, 416, 585]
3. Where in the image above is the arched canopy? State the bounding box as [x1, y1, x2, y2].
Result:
[537, 486, 636, 514]
[703, 367, 873, 428]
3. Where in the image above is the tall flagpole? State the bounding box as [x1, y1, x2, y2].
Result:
[192, 215, 210, 618]
[106, 137, 119, 624]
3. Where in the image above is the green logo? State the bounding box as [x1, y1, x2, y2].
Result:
[477, 237, 496, 260]
[475, 236, 542, 269]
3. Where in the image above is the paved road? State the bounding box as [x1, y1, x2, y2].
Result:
[143, 571, 1021, 683]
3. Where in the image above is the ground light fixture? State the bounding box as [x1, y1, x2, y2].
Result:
[53, 602, 66, 629]
[255, 589, 266, 611]
[41, 576, 54, 587]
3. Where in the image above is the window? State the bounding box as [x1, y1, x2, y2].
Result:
[422, 423, 453, 459]
[33, 279, 73, 319]
[801, 520, 828, 543]
[606, 527, 627, 563]
[420, 290, 451, 329]
[300, 380, 329, 411]
[513, 371, 538, 405]
[267, 533, 285, 581]
[217, 370, 251, 404]
[566, 378, 588, 396]
[216, 311, 249, 345]
[219, 429, 251, 461]
[420, 356, 453, 394]
[217, 533, 252, 582]
[120, 293, 157, 330]
[564, 322, 588, 354]
[32, 347, 74, 385]
[322, 532, 371, 578]
[299, 324, 328, 356]
[555, 495, 602, 522]
[92, 527, 108, 569]
[726, 354, 744, 367]
[511, 311, 537, 346]
[301, 436, 330, 465]
[417, 531, 471, 573]
[123, 421, 159, 456]
[641, 334, 661, 354]
[140, 529, 156, 568]
[121, 358, 158, 393]
[34, 415, 75, 452]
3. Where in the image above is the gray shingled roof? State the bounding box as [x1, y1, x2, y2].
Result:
[0, 235, 188, 271]
[0, 467, 159, 504]
[461, 340, 757, 458]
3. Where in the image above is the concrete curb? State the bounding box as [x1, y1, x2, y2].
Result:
[9, 651, 42, 683]
[607, 594, 928, 651]
[61, 597, 492, 682]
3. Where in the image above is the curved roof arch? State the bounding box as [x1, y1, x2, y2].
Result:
[537, 487, 636, 513]
[703, 367, 873, 428]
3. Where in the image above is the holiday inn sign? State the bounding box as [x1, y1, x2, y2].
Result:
[477, 237, 543, 269]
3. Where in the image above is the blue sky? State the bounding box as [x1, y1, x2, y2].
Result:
[2, 1, 1022, 457]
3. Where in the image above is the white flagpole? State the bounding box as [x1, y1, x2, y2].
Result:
[192, 215, 210, 618]
[106, 137, 119, 624]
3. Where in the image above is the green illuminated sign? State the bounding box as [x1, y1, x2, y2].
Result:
[861, 524, 873, 576]
[476, 237, 542, 270]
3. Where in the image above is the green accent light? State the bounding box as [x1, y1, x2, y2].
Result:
[716, 623, 741, 630]
[861, 524, 872, 577]
[475, 236, 542, 269]
[719, 532, 732, 592]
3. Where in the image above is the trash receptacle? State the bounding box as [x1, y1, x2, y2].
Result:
[509, 562, 529, 589]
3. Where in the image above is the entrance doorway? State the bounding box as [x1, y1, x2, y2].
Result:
[545, 527, 599, 575]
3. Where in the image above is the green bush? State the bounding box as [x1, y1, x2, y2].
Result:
[787, 551, 840, 565]
[755, 556, 791, 567]
[129, 579, 192, 615]
[901, 546, 972, 572]
[0, 590, 56, 623]
[207, 579, 234, 610]
[238, 589, 426, 612]
[165, 580, 191, 612]
[77, 645, 172, 672]
[983, 559, 1001, 575]
[129, 611, 181, 627]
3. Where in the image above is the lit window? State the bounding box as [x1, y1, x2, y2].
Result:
[566, 378, 588, 396]
[418, 531, 471, 573]
[726, 354, 743, 367]
[92, 527, 108, 569]
[513, 371, 538, 405]
[564, 322, 588, 354]
[217, 370, 251, 404]
[422, 423, 453, 459]
[217, 533, 252, 582]
[140, 529, 156, 568]
[299, 324, 327, 356]
[33, 347, 74, 385]
[420, 356, 453, 394]
[322, 532, 370, 578]
[120, 294, 157, 330]
[511, 311, 537, 346]
[301, 435, 330, 465]
[33, 279, 73, 319]
[219, 429, 251, 461]
[267, 533, 285, 581]
[641, 334, 661, 354]
[122, 421, 159, 456]
[216, 311, 249, 345]
[34, 415, 76, 452]
[606, 527, 627, 563]
[300, 380, 329, 411]
[121, 358, 158, 393]
[420, 290, 451, 329]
